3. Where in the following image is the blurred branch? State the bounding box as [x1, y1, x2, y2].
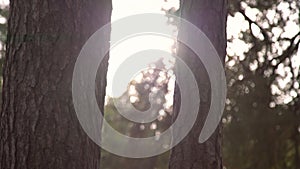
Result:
[271, 32, 300, 70]
[238, 7, 273, 76]
[238, 8, 270, 43]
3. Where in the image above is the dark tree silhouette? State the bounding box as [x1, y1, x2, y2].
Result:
[0, 1, 111, 169]
[169, 0, 227, 169]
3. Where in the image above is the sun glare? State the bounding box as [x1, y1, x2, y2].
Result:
[106, 0, 179, 97]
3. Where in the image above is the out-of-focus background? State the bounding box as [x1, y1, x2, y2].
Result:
[0, 0, 299, 169]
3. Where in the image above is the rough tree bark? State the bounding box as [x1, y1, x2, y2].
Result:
[169, 0, 227, 169]
[0, 0, 111, 169]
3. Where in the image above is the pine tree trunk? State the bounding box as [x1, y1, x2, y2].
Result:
[0, 1, 111, 169]
[169, 0, 227, 169]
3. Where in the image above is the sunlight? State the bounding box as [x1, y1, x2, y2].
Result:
[107, 35, 175, 97]
[0, 0, 8, 7]
[106, 0, 178, 97]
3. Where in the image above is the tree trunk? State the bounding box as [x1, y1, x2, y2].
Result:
[0, 1, 111, 169]
[169, 0, 227, 169]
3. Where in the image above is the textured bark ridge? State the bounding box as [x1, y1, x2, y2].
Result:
[169, 0, 227, 169]
[0, 0, 111, 169]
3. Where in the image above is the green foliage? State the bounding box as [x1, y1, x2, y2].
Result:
[224, 0, 300, 169]
[101, 58, 174, 169]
